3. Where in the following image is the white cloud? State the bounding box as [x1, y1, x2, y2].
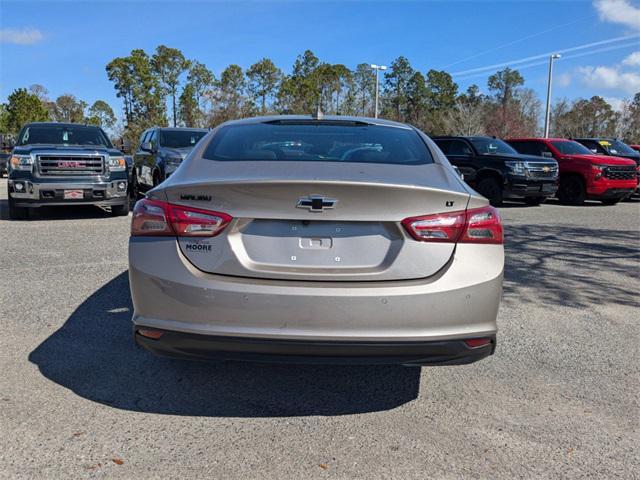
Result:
[0, 27, 43, 45]
[556, 72, 572, 87]
[578, 65, 640, 94]
[594, 0, 640, 31]
[622, 51, 640, 66]
[603, 96, 626, 111]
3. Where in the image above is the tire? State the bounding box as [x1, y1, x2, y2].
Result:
[601, 198, 621, 206]
[111, 200, 130, 217]
[131, 172, 140, 200]
[524, 196, 545, 206]
[8, 196, 29, 220]
[557, 176, 586, 206]
[475, 177, 503, 207]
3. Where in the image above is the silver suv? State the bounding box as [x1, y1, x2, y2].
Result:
[128, 116, 504, 366]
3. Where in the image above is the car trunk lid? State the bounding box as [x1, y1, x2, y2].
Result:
[159, 161, 471, 281]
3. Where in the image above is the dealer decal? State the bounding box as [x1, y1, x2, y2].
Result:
[185, 242, 212, 252]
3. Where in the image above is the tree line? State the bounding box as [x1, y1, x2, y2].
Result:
[1, 45, 639, 147]
[0, 86, 116, 136]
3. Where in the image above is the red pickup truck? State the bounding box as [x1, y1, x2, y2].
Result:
[506, 138, 638, 205]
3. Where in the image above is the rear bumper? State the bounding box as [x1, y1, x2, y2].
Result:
[134, 328, 496, 366]
[129, 238, 503, 354]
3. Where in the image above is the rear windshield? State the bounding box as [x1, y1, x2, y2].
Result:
[17, 125, 111, 147]
[160, 130, 207, 149]
[202, 122, 434, 165]
[551, 141, 592, 155]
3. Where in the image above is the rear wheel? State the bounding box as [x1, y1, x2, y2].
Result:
[475, 177, 503, 207]
[601, 198, 621, 206]
[558, 176, 586, 206]
[8, 196, 29, 220]
[524, 196, 545, 206]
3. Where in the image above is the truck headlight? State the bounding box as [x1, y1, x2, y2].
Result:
[10, 155, 33, 171]
[108, 156, 126, 172]
[165, 157, 182, 174]
[592, 164, 610, 179]
[505, 161, 526, 176]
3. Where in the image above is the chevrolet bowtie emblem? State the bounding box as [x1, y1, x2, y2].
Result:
[296, 195, 337, 212]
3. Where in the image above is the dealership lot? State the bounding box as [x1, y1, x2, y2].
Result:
[0, 178, 638, 479]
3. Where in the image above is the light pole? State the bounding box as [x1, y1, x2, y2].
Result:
[371, 64, 387, 118]
[544, 54, 561, 138]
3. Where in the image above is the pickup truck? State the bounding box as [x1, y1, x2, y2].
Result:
[7, 122, 130, 219]
[132, 127, 207, 197]
[432, 136, 558, 206]
[507, 138, 638, 205]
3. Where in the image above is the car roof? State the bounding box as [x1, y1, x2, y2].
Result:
[23, 122, 102, 129]
[158, 127, 208, 132]
[507, 137, 570, 142]
[574, 137, 624, 142]
[432, 136, 501, 141]
[220, 114, 413, 129]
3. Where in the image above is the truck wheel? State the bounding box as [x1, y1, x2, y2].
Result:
[476, 177, 503, 207]
[8, 196, 29, 220]
[131, 173, 140, 200]
[524, 196, 545, 206]
[111, 200, 130, 217]
[558, 176, 586, 206]
[601, 198, 621, 206]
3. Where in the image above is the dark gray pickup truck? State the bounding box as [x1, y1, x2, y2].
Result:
[7, 122, 130, 219]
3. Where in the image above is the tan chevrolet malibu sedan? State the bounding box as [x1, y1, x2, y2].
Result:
[128, 115, 503, 366]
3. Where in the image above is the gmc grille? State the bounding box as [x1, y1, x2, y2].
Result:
[37, 155, 105, 176]
[603, 166, 636, 181]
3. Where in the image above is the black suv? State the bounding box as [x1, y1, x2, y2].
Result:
[432, 136, 559, 206]
[132, 127, 207, 196]
[7, 122, 130, 219]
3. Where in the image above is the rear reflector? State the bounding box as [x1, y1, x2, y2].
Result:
[137, 328, 164, 340]
[402, 206, 503, 244]
[463, 338, 492, 348]
[131, 198, 232, 237]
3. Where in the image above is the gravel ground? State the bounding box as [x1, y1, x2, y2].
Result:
[0, 178, 638, 479]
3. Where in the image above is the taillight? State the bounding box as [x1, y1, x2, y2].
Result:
[131, 198, 232, 237]
[402, 206, 502, 244]
[131, 199, 173, 236]
[459, 206, 503, 244]
[401, 211, 466, 242]
[168, 204, 232, 236]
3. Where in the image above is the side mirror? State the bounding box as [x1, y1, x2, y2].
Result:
[140, 141, 153, 152]
[541, 151, 553, 158]
[590, 149, 598, 154]
[453, 166, 465, 181]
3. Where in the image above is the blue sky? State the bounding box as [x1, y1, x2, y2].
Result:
[1, 0, 639, 118]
